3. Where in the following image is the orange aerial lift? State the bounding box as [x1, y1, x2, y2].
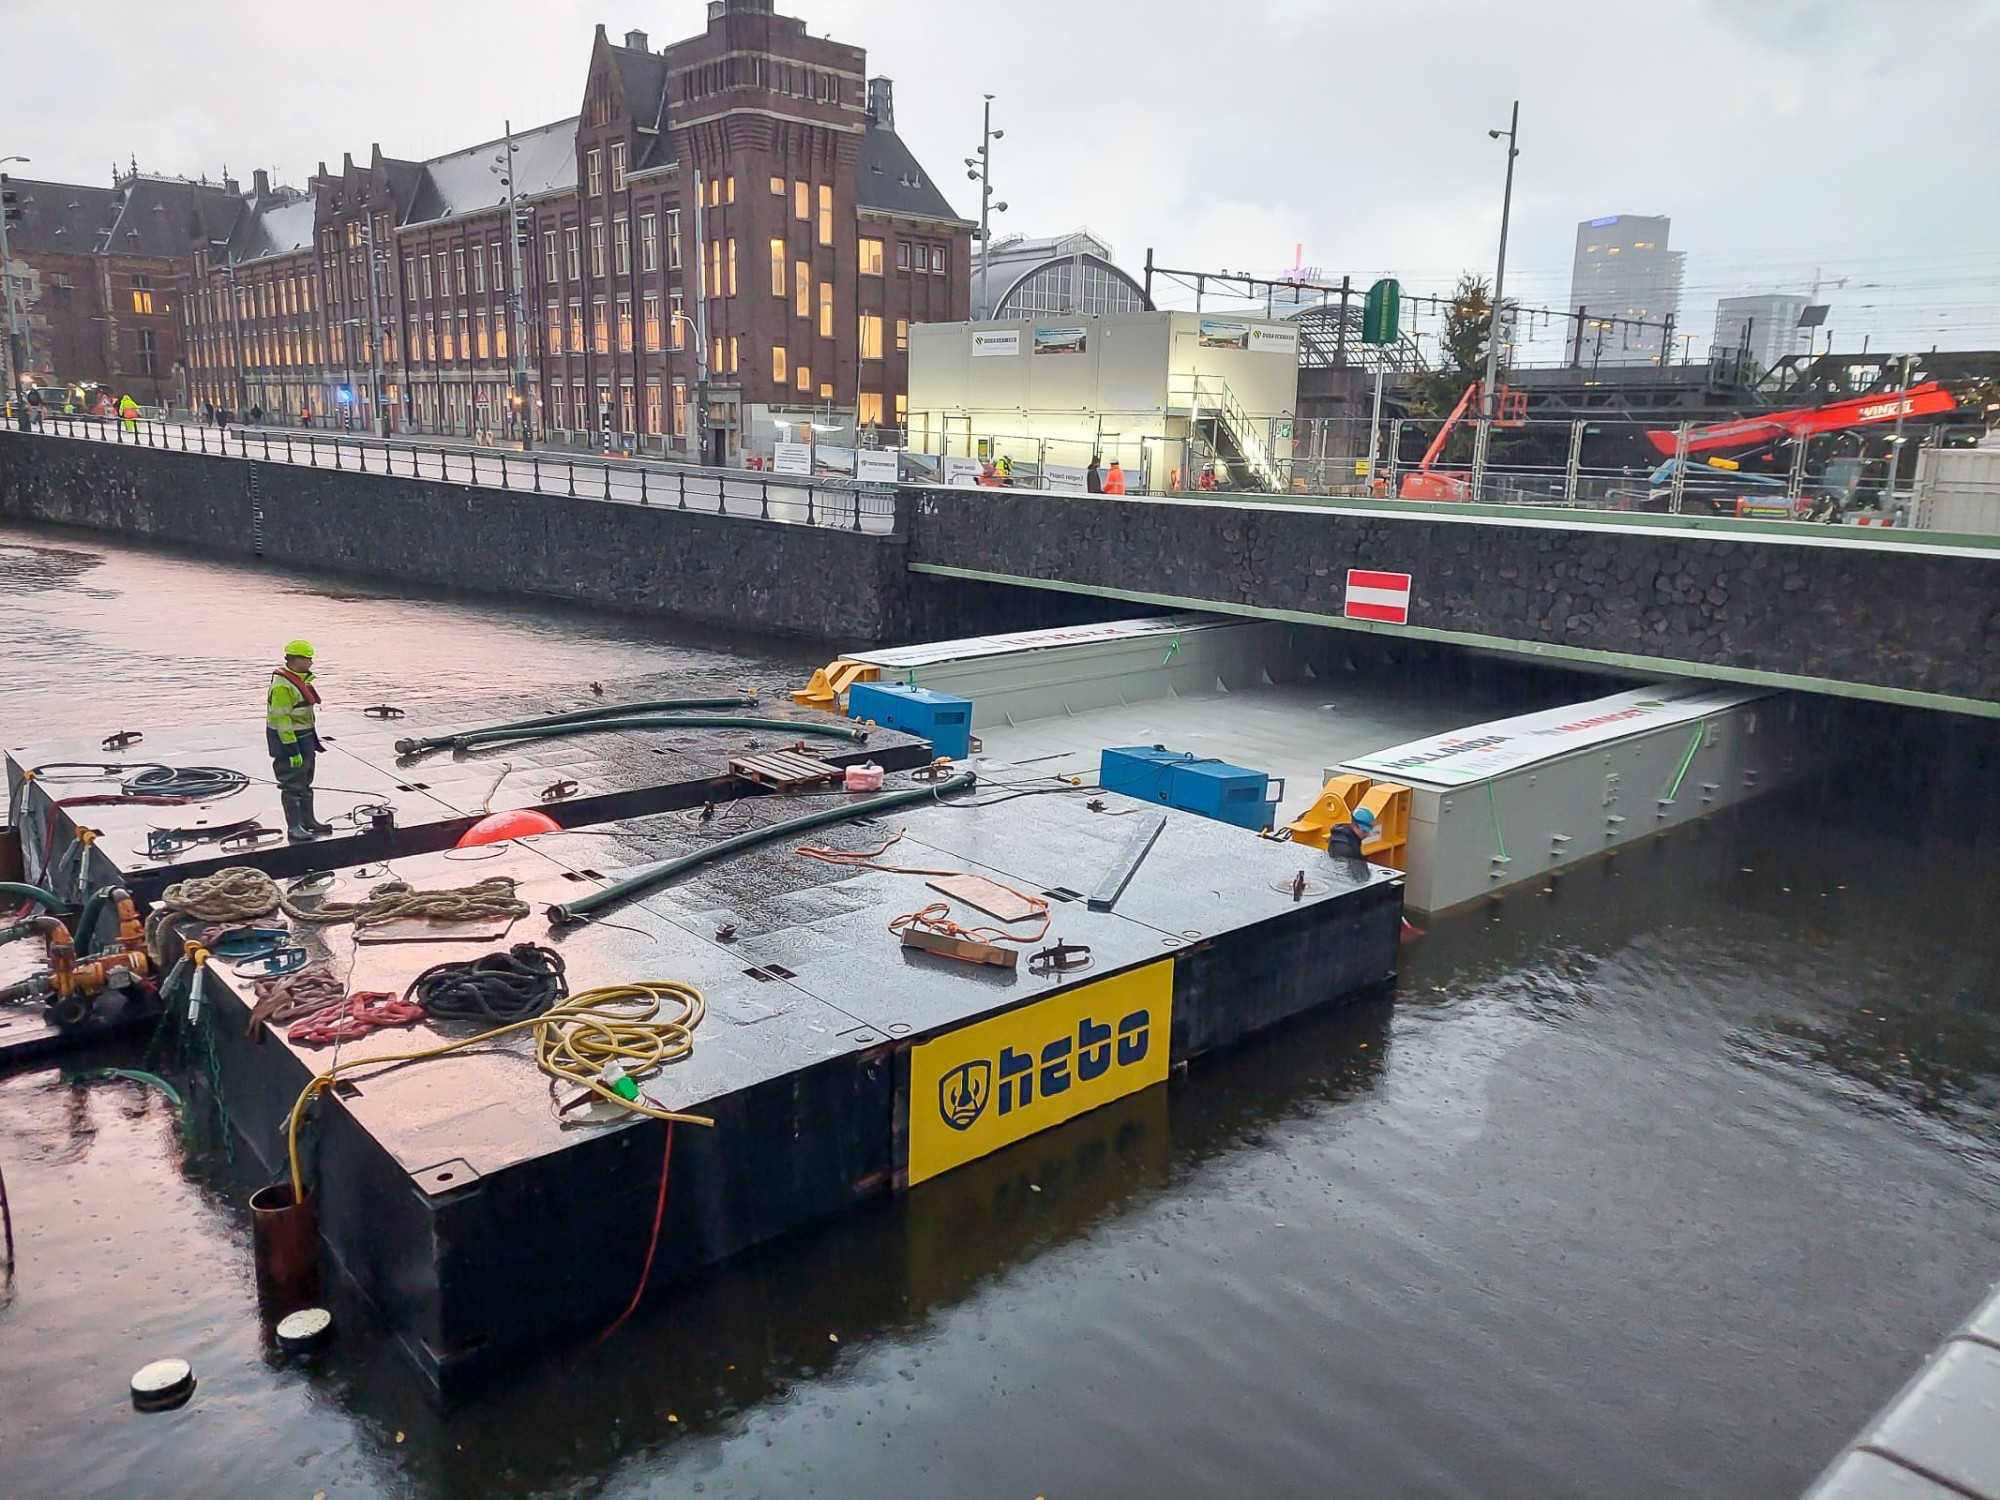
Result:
[1398, 380, 1527, 501]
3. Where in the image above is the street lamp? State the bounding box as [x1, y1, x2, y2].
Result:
[491, 121, 537, 448]
[1471, 103, 1519, 500]
[1, 154, 30, 411]
[966, 98, 1006, 317]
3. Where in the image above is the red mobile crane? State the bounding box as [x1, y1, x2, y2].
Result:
[1643, 382, 1961, 457]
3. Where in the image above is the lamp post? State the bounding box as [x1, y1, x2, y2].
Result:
[965, 99, 1007, 317]
[1470, 103, 1519, 501]
[492, 122, 537, 448]
[1, 155, 29, 411]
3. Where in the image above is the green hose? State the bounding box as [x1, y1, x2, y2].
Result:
[0, 882, 65, 914]
[548, 771, 978, 925]
[1664, 722, 1707, 805]
[65, 1068, 186, 1112]
[395, 697, 760, 755]
[444, 716, 869, 754]
[71, 886, 123, 954]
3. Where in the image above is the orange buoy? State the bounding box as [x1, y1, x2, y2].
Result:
[456, 809, 562, 848]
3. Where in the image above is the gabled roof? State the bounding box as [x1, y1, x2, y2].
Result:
[0, 178, 124, 256]
[230, 192, 317, 264]
[404, 116, 578, 226]
[609, 39, 676, 172]
[857, 124, 967, 225]
[104, 177, 243, 259]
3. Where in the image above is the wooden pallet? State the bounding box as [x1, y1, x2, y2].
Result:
[729, 750, 845, 794]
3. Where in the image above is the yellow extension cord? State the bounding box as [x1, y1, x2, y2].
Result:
[285, 980, 716, 1199]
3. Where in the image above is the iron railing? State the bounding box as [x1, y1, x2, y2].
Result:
[18, 412, 902, 535]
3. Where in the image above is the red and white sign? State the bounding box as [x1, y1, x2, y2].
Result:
[1344, 569, 1412, 624]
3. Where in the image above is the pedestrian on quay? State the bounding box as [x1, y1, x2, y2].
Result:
[1103, 460, 1127, 495]
[299, 403, 313, 428]
[117, 393, 140, 434]
[203, 402, 215, 426]
[267, 640, 333, 842]
[1087, 454, 1105, 494]
[250, 403, 263, 426]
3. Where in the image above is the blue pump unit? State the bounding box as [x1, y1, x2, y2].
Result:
[847, 682, 974, 760]
[1098, 746, 1283, 832]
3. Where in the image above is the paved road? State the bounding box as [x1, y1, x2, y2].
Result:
[21, 415, 899, 535]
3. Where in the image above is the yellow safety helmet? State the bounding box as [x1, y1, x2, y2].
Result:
[283, 639, 315, 660]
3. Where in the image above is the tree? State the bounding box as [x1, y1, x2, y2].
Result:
[1407, 273, 1492, 420]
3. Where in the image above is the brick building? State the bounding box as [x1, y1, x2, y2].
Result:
[183, 0, 971, 454]
[0, 170, 238, 407]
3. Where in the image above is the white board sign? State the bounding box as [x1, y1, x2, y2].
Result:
[944, 457, 984, 488]
[854, 450, 898, 484]
[971, 330, 1021, 358]
[1250, 325, 1299, 354]
[1044, 464, 1088, 493]
[772, 442, 812, 476]
[1344, 684, 1769, 785]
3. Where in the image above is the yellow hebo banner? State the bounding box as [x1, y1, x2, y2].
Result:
[907, 961, 1174, 1185]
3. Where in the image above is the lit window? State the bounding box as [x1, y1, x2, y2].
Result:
[858, 391, 883, 425]
[617, 296, 633, 352]
[729, 336, 739, 374]
[643, 293, 661, 350]
[895, 393, 907, 424]
[795, 262, 810, 319]
[794, 181, 809, 221]
[726, 238, 738, 296]
[858, 314, 883, 360]
[569, 299, 583, 351]
[726, 176, 736, 204]
[817, 184, 832, 246]
[593, 296, 608, 353]
[818, 383, 832, 400]
[859, 239, 884, 276]
[645, 380, 661, 435]
[670, 292, 684, 348]
[475, 311, 490, 359]
[770, 239, 787, 296]
[712, 336, 723, 373]
[773, 346, 788, 382]
[770, 176, 784, 196]
[796, 363, 810, 392]
[709, 240, 722, 298]
[895, 317, 908, 351]
[546, 301, 563, 353]
[131, 289, 154, 314]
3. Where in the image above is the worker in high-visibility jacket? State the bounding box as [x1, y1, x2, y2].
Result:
[268, 640, 332, 841]
[117, 393, 140, 435]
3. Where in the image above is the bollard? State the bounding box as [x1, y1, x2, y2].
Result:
[248, 1181, 320, 1314]
[568, 460, 576, 496]
[639, 467, 648, 506]
[678, 472, 687, 509]
[761, 480, 770, 519]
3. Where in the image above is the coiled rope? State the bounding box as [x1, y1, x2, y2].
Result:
[148, 868, 283, 964]
[407, 943, 568, 1024]
[285, 979, 713, 1198]
[283, 876, 529, 930]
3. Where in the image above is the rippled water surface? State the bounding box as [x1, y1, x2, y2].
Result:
[1, 522, 1996, 1500]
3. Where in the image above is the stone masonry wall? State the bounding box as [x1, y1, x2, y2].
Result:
[907, 490, 2000, 706]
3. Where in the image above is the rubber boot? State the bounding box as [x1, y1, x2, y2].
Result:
[282, 791, 319, 843]
[302, 787, 335, 837]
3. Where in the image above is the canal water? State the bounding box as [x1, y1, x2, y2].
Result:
[2, 522, 1996, 1500]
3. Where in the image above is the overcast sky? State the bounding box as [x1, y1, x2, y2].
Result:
[5, 0, 1995, 360]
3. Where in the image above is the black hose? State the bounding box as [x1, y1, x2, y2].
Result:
[547, 771, 978, 925]
[407, 943, 569, 1024]
[394, 696, 761, 755]
[120, 766, 250, 801]
[439, 715, 868, 755]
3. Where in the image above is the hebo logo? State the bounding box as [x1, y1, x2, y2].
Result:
[908, 962, 1174, 1184]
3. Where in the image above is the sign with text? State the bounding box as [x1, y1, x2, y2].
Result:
[1198, 318, 1250, 350]
[907, 962, 1174, 1185]
[1033, 326, 1088, 356]
[944, 456, 984, 487]
[1249, 325, 1299, 355]
[1043, 464, 1088, 493]
[971, 329, 1021, 358]
[772, 442, 812, 476]
[854, 449, 898, 484]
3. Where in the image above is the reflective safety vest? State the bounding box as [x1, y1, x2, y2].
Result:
[266, 667, 322, 752]
[1103, 465, 1127, 495]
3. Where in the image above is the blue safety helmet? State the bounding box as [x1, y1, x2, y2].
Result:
[1353, 807, 1378, 829]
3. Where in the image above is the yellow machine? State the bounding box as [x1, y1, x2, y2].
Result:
[1281, 773, 1411, 868]
[791, 659, 881, 711]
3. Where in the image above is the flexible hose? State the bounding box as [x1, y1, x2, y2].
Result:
[439, 715, 868, 754]
[285, 979, 715, 1199]
[394, 696, 761, 755]
[407, 943, 568, 1023]
[119, 766, 250, 801]
[0, 882, 65, 914]
[547, 771, 978, 925]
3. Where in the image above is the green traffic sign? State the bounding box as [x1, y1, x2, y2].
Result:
[1362, 278, 1401, 346]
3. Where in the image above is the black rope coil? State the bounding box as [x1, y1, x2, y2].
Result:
[120, 765, 251, 801]
[406, 944, 569, 1024]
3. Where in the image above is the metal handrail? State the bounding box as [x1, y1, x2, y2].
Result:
[21, 412, 901, 535]
[1169, 373, 1285, 492]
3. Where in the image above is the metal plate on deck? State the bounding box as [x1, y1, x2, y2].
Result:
[925, 872, 1043, 924]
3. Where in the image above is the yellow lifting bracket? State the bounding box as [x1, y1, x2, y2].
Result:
[1282, 774, 1412, 869]
[791, 658, 881, 712]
